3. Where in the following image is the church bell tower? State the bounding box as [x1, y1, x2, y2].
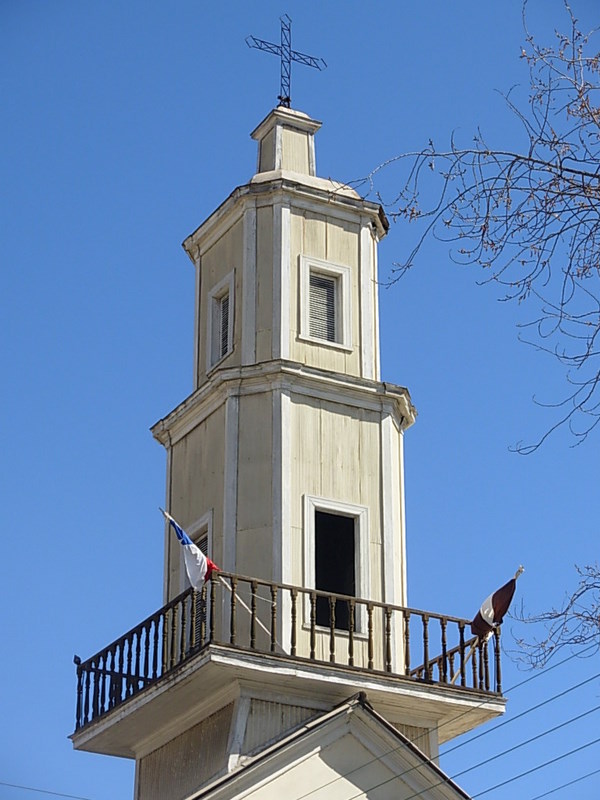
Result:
[71, 104, 506, 800]
[153, 105, 413, 619]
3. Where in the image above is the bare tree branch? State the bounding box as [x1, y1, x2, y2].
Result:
[511, 563, 600, 667]
[354, 1, 600, 452]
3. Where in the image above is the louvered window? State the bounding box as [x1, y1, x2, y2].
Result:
[309, 274, 337, 342]
[300, 257, 351, 350]
[218, 293, 229, 358]
[207, 272, 234, 368]
[196, 532, 209, 558]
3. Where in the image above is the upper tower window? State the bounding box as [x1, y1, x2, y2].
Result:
[207, 272, 234, 369]
[299, 256, 352, 350]
[309, 274, 336, 341]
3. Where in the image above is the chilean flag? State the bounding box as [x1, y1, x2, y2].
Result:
[160, 509, 219, 590]
[471, 566, 524, 638]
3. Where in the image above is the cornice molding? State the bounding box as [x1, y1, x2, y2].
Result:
[182, 176, 388, 260]
[151, 359, 416, 448]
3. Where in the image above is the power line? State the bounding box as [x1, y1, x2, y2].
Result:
[472, 735, 600, 797]
[293, 649, 599, 800]
[344, 706, 600, 800]
[452, 703, 600, 780]
[527, 766, 600, 799]
[0, 781, 93, 800]
[441, 670, 600, 759]
[439, 644, 598, 757]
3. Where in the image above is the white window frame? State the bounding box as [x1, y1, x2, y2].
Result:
[207, 271, 234, 369]
[179, 510, 213, 594]
[299, 256, 352, 351]
[303, 495, 370, 634]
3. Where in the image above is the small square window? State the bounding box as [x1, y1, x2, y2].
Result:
[299, 256, 351, 350]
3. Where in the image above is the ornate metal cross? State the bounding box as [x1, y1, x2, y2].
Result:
[246, 14, 326, 108]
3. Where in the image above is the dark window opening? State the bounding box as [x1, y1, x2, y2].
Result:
[315, 510, 356, 630]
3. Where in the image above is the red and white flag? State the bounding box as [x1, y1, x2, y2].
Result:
[471, 566, 524, 638]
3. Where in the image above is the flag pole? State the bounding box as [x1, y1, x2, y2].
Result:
[450, 641, 478, 685]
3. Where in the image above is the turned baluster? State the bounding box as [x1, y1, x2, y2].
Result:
[99, 653, 107, 713]
[494, 626, 502, 694]
[169, 606, 178, 670]
[483, 635, 490, 691]
[385, 608, 393, 672]
[290, 588, 297, 657]
[329, 596, 336, 663]
[190, 591, 197, 652]
[152, 618, 159, 679]
[367, 604, 374, 670]
[126, 636, 133, 696]
[134, 629, 141, 687]
[74, 656, 83, 729]
[270, 584, 277, 653]
[89, 659, 98, 719]
[347, 599, 355, 667]
[403, 609, 411, 675]
[117, 642, 125, 701]
[83, 664, 91, 723]
[310, 592, 316, 660]
[230, 577, 238, 646]
[200, 585, 207, 644]
[209, 578, 216, 643]
[107, 649, 116, 708]
[440, 618, 448, 683]
[422, 615, 430, 681]
[458, 622, 466, 687]
[162, 611, 169, 674]
[250, 580, 257, 649]
[179, 597, 187, 662]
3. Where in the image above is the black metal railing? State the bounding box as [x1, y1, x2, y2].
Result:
[74, 572, 502, 731]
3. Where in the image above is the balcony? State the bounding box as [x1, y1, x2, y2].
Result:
[71, 572, 505, 757]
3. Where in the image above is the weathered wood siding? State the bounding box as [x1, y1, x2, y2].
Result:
[168, 403, 226, 599]
[136, 703, 234, 800]
[255, 205, 274, 362]
[281, 127, 310, 173]
[198, 218, 243, 379]
[242, 699, 316, 755]
[258, 128, 275, 173]
[394, 723, 432, 759]
[287, 392, 404, 670]
[289, 395, 383, 588]
[236, 392, 274, 581]
[289, 209, 362, 376]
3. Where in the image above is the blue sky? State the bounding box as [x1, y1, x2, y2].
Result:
[1, 2, 599, 799]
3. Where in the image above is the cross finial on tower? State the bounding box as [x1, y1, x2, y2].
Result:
[246, 14, 326, 108]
